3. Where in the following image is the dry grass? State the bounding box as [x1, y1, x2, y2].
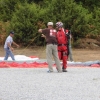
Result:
[0, 46, 100, 62]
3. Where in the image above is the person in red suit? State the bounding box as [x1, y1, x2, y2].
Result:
[56, 22, 68, 72]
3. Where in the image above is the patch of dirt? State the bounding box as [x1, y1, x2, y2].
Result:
[74, 38, 100, 49]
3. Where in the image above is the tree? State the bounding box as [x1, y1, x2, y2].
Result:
[42, 0, 92, 39]
[9, 3, 47, 46]
[1, 0, 99, 46]
[0, 0, 27, 21]
[75, 0, 100, 10]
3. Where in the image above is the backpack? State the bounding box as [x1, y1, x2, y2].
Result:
[65, 29, 71, 40]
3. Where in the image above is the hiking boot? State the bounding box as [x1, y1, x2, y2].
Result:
[63, 69, 67, 72]
[47, 70, 53, 73]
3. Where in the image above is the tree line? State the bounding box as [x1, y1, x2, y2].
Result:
[0, 0, 100, 46]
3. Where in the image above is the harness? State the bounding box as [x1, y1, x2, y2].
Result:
[57, 28, 69, 46]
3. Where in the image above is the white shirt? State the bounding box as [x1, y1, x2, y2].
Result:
[4, 35, 13, 48]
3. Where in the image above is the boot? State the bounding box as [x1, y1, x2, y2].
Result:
[63, 69, 67, 72]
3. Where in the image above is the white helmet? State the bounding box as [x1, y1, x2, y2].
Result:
[56, 22, 63, 27]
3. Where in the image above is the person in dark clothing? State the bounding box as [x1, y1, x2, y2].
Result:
[66, 29, 74, 62]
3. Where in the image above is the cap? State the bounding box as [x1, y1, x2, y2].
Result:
[47, 22, 53, 26]
[10, 31, 14, 34]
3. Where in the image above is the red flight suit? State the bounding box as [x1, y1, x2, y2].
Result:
[56, 28, 68, 69]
